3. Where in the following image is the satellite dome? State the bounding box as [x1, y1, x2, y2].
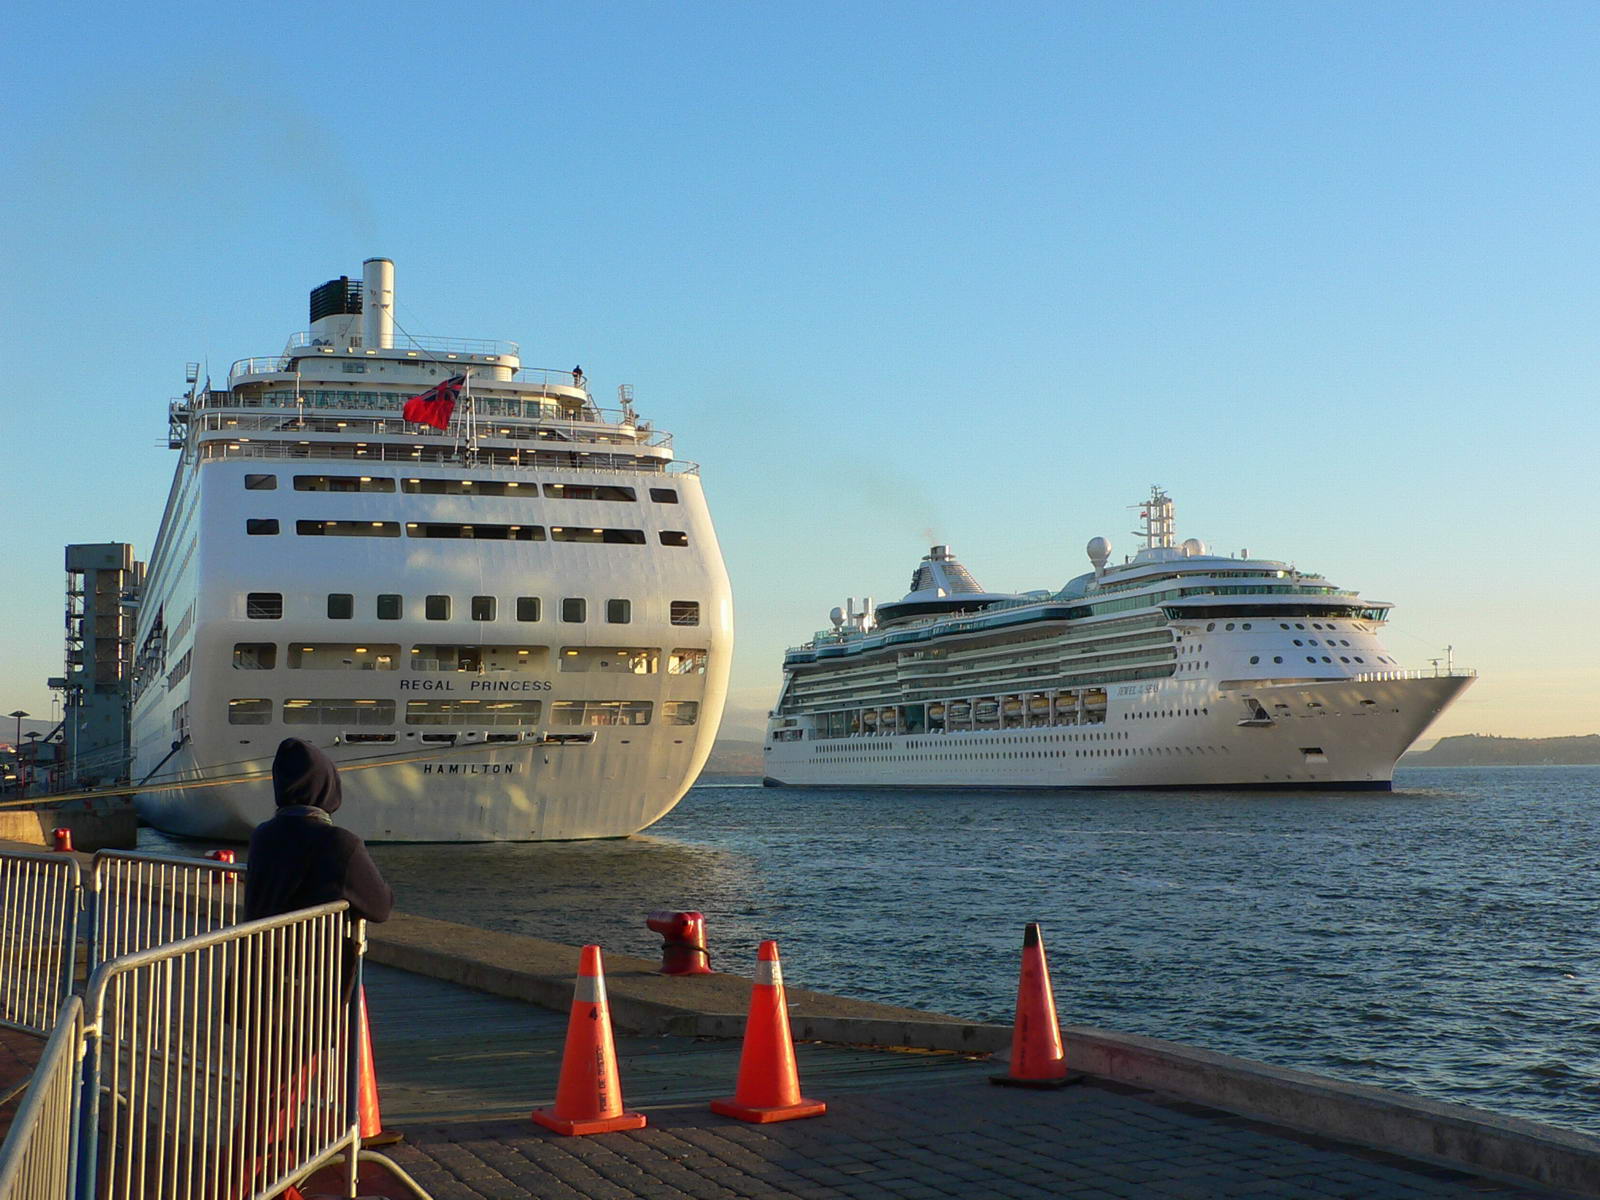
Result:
[829, 607, 845, 629]
[1087, 537, 1111, 570]
[1181, 537, 1207, 557]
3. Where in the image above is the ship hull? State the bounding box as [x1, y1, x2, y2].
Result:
[135, 736, 712, 842]
[762, 675, 1471, 791]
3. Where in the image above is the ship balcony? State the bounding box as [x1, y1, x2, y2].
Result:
[194, 437, 699, 475]
[191, 410, 675, 451]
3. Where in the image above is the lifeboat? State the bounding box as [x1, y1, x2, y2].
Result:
[974, 700, 1000, 721]
[928, 703, 946, 720]
[1028, 695, 1050, 713]
[862, 710, 878, 726]
[1002, 698, 1023, 716]
[948, 701, 972, 719]
[1084, 689, 1107, 706]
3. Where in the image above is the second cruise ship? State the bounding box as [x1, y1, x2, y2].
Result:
[131, 258, 732, 842]
[764, 488, 1470, 790]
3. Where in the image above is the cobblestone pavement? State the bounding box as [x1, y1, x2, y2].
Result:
[0, 1024, 44, 1143]
[376, 1080, 1566, 1200]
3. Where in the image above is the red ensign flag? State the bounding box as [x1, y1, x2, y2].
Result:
[402, 375, 466, 430]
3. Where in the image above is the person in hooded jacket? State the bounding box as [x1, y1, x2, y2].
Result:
[245, 737, 394, 925]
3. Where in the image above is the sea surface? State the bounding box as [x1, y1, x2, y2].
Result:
[147, 766, 1600, 1134]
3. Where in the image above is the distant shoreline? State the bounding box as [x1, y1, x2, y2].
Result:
[1402, 733, 1600, 767]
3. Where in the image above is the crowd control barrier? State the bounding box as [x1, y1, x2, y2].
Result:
[89, 850, 245, 968]
[0, 998, 83, 1200]
[81, 903, 359, 1200]
[0, 850, 82, 1037]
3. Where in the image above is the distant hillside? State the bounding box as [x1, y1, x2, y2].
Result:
[699, 738, 765, 779]
[1405, 734, 1600, 766]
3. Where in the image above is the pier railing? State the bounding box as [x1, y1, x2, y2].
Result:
[0, 850, 82, 1037]
[0, 998, 82, 1200]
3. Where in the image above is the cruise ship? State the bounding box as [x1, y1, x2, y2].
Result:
[764, 489, 1470, 790]
[131, 258, 732, 841]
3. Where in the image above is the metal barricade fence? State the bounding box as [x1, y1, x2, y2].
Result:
[90, 851, 245, 969]
[81, 904, 358, 1200]
[0, 851, 82, 1037]
[0, 997, 83, 1200]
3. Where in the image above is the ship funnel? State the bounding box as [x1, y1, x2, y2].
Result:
[363, 257, 395, 349]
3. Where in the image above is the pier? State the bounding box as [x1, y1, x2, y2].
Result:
[4, 844, 1598, 1200]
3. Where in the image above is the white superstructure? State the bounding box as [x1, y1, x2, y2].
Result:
[132, 259, 732, 841]
[764, 488, 1470, 790]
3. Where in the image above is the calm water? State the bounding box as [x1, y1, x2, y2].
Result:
[150, 766, 1600, 1133]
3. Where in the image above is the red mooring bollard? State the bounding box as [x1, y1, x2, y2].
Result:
[51, 827, 73, 853]
[207, 849, 236, 863]
[645, 910, 713, 975]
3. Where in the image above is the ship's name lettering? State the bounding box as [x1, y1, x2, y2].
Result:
[420, 763, 519, 775]
[400, 678, 553, 692]
[1117, 684, 1160, 697]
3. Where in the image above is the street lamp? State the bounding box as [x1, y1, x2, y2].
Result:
[7, 710, 26, 798]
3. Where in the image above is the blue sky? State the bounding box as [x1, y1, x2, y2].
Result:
[3, 1, 1596, 739]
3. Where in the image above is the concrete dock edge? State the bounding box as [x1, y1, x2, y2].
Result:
[367, 911, 1600, 1199]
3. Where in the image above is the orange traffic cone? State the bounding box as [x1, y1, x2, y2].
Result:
[991, 922, 1080, 1088]
[710, 941, 826, 1123]
[357, 987, 403, 1145]
[532, 945, 646, 1136]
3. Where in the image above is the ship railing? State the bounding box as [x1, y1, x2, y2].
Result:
[0, 849, 82, 1037]
[0, 997, 82, 1200]
[285, 331, 520, 358]
[191, 409, 677, 449]
[228, 356, 292, 381]
[1349, 668, 1477, 683]
[196, 440, 699, 475]
[89, 851, 245, 970]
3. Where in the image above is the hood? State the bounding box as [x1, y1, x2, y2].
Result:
[271, 737, 343, 814]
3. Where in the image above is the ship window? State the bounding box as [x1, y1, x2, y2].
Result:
[606, 599, 631, 624]
[1322, 656, 1332, 662]
[294, 475, 396, 493]
[550, 527, 647, 544]
[247, 519, 280, 535]
[664, 701, 700, 726]
[244, 474, 277, 490]
[1206, 623, 1215, 631]
[426, 595, 452, 620]
[327, 593, 354, 620]
[227, 698, 272, 725]
[1249, 656, 1259, 664]
[342, 362, 367, 373]
[1354, 656, 1364, 663]
[561, 598, 586, 623]
[471, 595, 497, 621]
[1293, 639, 1303, 646]
[550, 700, 652, 726]
[401, 479, 536, 497]
[1273, 656, 1283, 664]
[406, 698, 543, 725]
[284, 698, 395, 725]
[407, 522, 545, 540]
[516, 597, 541, 622]
[288, 643, 399, 670]
[343, 733, 395, 744]
[559, 647, 658, 674]
[650, 488, 679, 504]
[669, 648, 708, 676]
[377, 594, 403, 620]
[1279, 623, 1289, 629]
[1307, 656, 1316, 663]
[298, 520, 402, 537]
[670, 601, 701, 627]
[543, 483, 637, 502]
[233, 643, 277, 669]
[410, 644, 548, 672]
[246, 593, 283, 619]
[1225, 623, 1234, 631]
[659, 531, 689, 547]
